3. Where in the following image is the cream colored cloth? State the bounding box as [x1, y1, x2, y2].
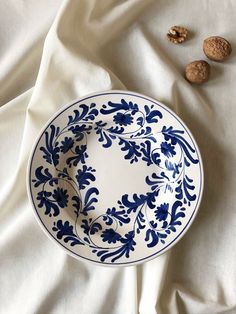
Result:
[1, 1, 236, 313]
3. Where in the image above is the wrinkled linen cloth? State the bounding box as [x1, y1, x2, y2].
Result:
[1, 1, 236, 313]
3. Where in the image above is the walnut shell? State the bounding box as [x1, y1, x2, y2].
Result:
[203, 36, 232, 61]
[185, 60, 210, 84]
[167, 26, 188, 44]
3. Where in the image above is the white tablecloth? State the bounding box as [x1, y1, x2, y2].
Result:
[1, 1, 236, 313]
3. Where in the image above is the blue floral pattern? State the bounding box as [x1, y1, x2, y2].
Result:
[113, 112, 134, 126]
[29, 93, 202, 265]
[155, 203, 169, 221]
[101, 229, 122, 244]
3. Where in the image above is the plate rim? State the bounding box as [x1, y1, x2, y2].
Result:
[26, 90, 204, 267]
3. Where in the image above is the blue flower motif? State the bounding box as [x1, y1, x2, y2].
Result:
[53, 220, 74, 239]
[60, 137, 74, 153]
[160, 142, 176, 158]
[52, 188, 69, 208]
[101, 228, 121, 244]
[155, 203, 169, 221]
[113, 112, 133, 126]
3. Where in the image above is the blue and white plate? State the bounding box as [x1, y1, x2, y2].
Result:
[27, 91, 203, 266]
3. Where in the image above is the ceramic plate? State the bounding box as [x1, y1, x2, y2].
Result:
[27, 91, 203, 266]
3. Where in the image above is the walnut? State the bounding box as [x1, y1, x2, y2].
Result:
[203, 36, 232, 61]
[185, 60, 210, 84]
[167, 26, 188, 44]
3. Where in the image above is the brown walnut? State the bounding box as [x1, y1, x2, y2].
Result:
[185, 60, 210, 84]
[167, 26, 188, 44]
[203, 36, 232, 61]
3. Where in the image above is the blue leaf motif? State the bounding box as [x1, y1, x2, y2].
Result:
[102, 215, 113, 226]
[175, 180, 183, 200]
[183, 175, 196, 202]
[137, 116, 144, 127]
[165, 160, 182, 178]
[94, 231, 136, 262]
[81, 219, 91, 236]
[169, 201, 185, 228]
[100, 99, 135, 115]
[146, 190, 160, 209]
[96, 129, 114, 148]
[106, 125, 125, 134]
[40, 125, 60, 166]
[146, 172, 168, 191]
[60, 137, 74, 153]
[136, 211, 146, 234]
[57, 167, 72, 180]
[67, 106, 89, 125]
[84, 103, 99, 121]
[94, 120, 107, 129]
[66, 145, 88, 167]
[72, 195, 82, 215]
[152, 151, 161, 165]
[76, 165, 96, 190]
[106, 207, 130, 226]
[133, 127, 156, 142]
[145, 229, 167, 247]
[68, 124, 93, 140]
[118, 138, 141, 163]
[33, 166, 56, 187]
[82, 187, 99, 214]
[162, 126, 199, 165]
[90, 222, 102, 235]
[37, 191, 60, 217]
[140, 140, 153, 166]
[121, 193, 147, 214]
[144, 104, 163, 123]
[52, 220, 83, 246]
[175, 176, 196, 203]
[67, 104, 98, 125]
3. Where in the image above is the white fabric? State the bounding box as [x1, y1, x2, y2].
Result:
[0, 1, 236, 313]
